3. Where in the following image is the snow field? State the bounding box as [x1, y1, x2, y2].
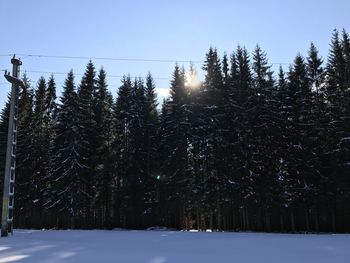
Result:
[0, 229, 349, 263]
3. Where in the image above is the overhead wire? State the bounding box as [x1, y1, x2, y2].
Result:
[1, 53, 203, 64]
[0, 53, 291, 65]
[1, 69, 171, 81]
[1, 53, 292, 88]
[24, 70, 170, 80]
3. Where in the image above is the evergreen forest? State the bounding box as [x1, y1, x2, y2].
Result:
[0, 29, 349, 233]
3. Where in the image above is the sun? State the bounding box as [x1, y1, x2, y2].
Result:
[185, 67, 201, 90]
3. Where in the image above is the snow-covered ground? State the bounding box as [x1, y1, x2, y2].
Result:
[0, 229, 349, 263]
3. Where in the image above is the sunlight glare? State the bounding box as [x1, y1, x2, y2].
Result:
[155, 87, 170, 98]
[185, 68, 201, 90]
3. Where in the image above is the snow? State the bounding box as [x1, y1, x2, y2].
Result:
[0, 229, 350, 263]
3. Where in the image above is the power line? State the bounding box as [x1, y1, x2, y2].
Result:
[1, 69, 171, 80]
[25, 70, 171, 80]
[0, 53, 292, 65]
[2, 53, 203, 64]
[24, 79, 122, 88]
[1, 79, 168, 90]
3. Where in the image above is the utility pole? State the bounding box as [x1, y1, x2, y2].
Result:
[1, 55, 23, 237]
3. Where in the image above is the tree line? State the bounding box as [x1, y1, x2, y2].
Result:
[0, 29, 349, 232]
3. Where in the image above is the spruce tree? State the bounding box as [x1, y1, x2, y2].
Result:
[129, 78, 149, 227]
[50, 71, 83, 227]
[340, 29, 350, 172]
[143, 73, 159, 223]
[43, 75, 57, 214]
[200, 47, 226, 230]
[278, 66, 286, 90]
[114, 75, 133, 227]
[76, 61, 97, 226]
[15, 74, 35, 228]
[30, 77, 49, 223]
[342, 29, 350, 88]
[321, 30, 349, 231]
[92, 68, 114, 228]
[323, 29, 350, 231]
[284, 54, 317, 231]
[248, 45, 278, 231]
[229, 46, 253, 230]
[144, 73, 159, 178]
[159, 65, 190, 228]
[326, 30, 346, 100]
[307, 42, 324, 96]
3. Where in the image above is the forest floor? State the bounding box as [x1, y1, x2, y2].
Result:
[0, 229, 349, 263]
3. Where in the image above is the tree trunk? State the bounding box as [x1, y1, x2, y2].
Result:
[241, 208, 246, 230]
[280, 213, 284, 232]
[196, 208, 200, 231]
[305, 208, 310, 232]
[245, 207, 250, 230]
[290, 210, 295, 232]
[223, 214, 227, 230]
[257, 207, 262, 231]
[209, 212, 213, 230]
[232, 209, 236, 231]
[332, 209, 336, 232]
[201, 213, 206, 231]
[265, 212, 271, 232]
[314, 208, 319, 232]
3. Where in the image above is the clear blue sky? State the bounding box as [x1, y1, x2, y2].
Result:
[0, 0, 349, 108]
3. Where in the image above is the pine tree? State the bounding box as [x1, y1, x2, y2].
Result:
[326, 30, 346, 102]
[202, 47, 223, 103]
[159, 65, 190, 228]
[322, 29, 350, 231]
[228, 46, 253, 230]
[307, 42, 324, 96]
[50, 71, 83, 227]
[248, 45, 278, 231]
[145, 73, 159, 177]
[157, 98, 170, 225]
[340, 29, 350, 175]
[15, 74, 35, 228]
[305, 43, 326, 231]
[114, 75, 133, 227]
[199, 47, 226, 230]
[235, 46, 252, 103]
[278, 66, 286, 90]
[276, 65, 291, 231]
[222, 53, 230, 88]
[283, 54, 318, 231]
[30, 77, 49, 223]
[92, 68, 114, 228]
[76, 61, 97, 226]
[143, 73, 159, 223]
[252, 45, 271, 89]
[43, 75, 58, 216]
[342, 29, 350, 87]
[129, 78, 149, 227]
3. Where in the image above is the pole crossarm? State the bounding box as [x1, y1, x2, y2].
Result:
[4, 74, 24, 87]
